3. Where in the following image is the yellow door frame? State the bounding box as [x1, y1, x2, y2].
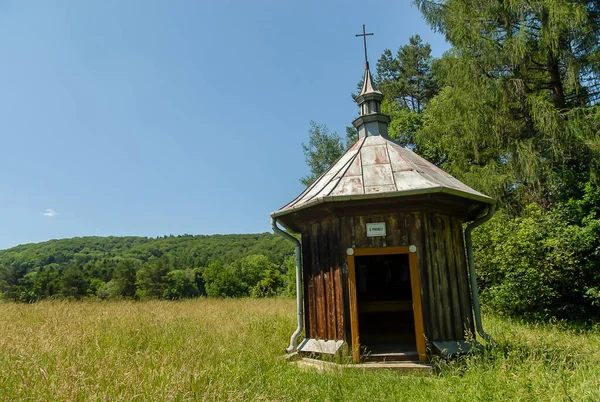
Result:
[347, 246, 426, 362]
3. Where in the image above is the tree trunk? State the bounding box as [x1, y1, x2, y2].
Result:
[547, 51, 566, 109]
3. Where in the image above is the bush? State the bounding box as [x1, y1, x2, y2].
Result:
[202, 261, 246, 298]
[135, 258, 169, 299]
[96, 280, 120, 300]
[163, 269, 199, 299]
[473, 186, 600, 320]
[251, 269, 283, 298]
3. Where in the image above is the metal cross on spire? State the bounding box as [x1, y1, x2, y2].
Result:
[355, 24, 374, 68]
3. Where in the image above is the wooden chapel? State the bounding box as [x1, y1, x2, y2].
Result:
[271, 27, 496, 363]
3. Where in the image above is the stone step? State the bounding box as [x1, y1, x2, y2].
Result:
[296, 357, 433, 372]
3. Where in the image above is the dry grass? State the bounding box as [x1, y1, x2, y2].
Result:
[0, 299, 598, 401]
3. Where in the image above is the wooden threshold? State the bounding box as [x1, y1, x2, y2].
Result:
[362, 351, 419, 362]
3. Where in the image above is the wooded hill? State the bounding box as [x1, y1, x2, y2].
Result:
[0, 234, 295, 302]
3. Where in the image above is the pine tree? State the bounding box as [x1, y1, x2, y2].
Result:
[415, 0, 600, 212]
[375, 35, 439, 154]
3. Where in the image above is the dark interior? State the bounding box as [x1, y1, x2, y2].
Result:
[355, 254, 416, 357]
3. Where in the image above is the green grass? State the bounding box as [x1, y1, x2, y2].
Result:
[0, 299, 598, 401]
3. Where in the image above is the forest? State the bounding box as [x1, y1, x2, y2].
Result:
[1, 0, 599, 323]
[0, 234, 295, 302]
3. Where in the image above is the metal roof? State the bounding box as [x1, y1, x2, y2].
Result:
[272, 135, 495, 218]
[357, 67, 381, 97]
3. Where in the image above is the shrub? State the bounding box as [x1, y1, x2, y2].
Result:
[202, 261, 246, 298]
[163, 269, 199, 299]
[251, 269, 283, 298]
[473, 186, 600, 320]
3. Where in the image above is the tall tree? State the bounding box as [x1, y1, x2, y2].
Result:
[375, 35, 439, 152]
[415, 0, 600, 212]
[300, 121, 350, 186]
[377, 35, 437, 113]
[60, 267, 88, 300]
[135, 257, 169, 299]
[112, 259, 138, 297]
[163, 269, 199, 299]
[0, 265, 25, 301]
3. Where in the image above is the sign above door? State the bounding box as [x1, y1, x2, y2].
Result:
[366, 222, 386, 237]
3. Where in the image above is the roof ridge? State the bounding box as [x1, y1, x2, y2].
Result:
[327, 141, 364, 197]
[387, 140, 417, 172]
[298, 138, 365, 206]
[281, 138, 365, 210]
[384, 141, 400, 191]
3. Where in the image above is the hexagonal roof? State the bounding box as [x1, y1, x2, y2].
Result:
[272, 135, 494, 218]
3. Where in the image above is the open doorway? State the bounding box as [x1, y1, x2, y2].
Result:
[347, 246, 426, 362]
[356, 254, 416, 359]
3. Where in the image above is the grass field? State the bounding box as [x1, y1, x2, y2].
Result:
[0, 299, 598, 401]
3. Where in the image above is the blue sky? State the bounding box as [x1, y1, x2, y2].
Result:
[0, 1, 449, 250]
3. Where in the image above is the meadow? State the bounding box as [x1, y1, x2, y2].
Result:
[0, 299, 598, 401]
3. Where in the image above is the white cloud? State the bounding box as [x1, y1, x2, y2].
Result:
[42, 208, 58, 217]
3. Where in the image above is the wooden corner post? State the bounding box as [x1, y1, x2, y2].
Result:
[408, 249, 427, 361]
[346, 251, 360, 362]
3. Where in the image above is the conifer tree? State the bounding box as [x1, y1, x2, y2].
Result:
[374, 35, 440, 160]
[415, 0, 600, 211]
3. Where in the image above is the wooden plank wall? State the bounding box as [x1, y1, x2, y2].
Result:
[301, 211, 474, 343]
[422, 213, 474, 341]
[302, 219, 345, 340]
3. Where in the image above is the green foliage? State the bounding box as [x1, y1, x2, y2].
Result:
[202, 261, 245, 298]
[251, 269, 283, 298]
[375, 35, 439, 150]
[17, 272, 39, 303]
[96, 280, 121, 300]
[416, 0, 600, 211]
[112, 259, 138, 298]
[87, 278, 105, 296]
[474, 184, 600, 320]
[300, 121, 351, 186]
[31, 263, 61, 299]
[234, 255, 266, 289]
[0, 265, 24, 301]
[163, 269, 199, 300]
[301, 4, 600, 323]
[376, 35, 438, 113]
[408, 0, 600, 322]
[192, 267, 206, 296]
[60, 267, 88, 300]
[135, 258, 169, 299]
[282, 255, 297, 297]
[200, 254, 287, 298]
[0, 233, 294, 302]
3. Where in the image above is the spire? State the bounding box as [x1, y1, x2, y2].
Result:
[358, 66, 381, 97]
[353, 25, 390, 139]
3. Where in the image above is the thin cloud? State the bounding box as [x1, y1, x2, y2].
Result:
[42, 209, 58, 217]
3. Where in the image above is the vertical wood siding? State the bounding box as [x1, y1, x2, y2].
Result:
[301, 211, 474, 343]
[302, 219, 345, 340]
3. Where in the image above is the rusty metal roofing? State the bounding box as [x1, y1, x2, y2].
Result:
[272, 135, 495, 217]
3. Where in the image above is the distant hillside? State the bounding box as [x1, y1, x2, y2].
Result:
[0, 233, 295, 301]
